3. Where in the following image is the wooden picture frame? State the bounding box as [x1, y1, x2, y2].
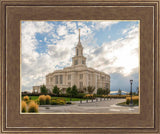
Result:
[0, 0, 159, 133]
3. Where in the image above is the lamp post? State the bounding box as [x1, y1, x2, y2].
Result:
[130, 80, 133, 105]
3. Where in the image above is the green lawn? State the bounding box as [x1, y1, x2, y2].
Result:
[22, 96, 86, 101]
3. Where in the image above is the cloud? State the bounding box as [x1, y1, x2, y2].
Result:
[94, 21, 119, 30]
[21, 21, 139, 92]
[21, 21, 54, 91]
[110, 71, 139, 92]
[86, 24, 139, 76]
[57, 25, 68, 36]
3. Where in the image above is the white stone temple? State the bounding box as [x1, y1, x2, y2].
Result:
[33, 29, 110, 94]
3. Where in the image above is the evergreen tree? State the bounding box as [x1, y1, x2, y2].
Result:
[52, 85, 60, 96]
[87, 86, 95, 94]
[105, 88, 110, 95]
[40, 84, 48, 94]
[66, 87, 71, 95]
[71, 85, 78, 97]
[118, 89, 122, 96]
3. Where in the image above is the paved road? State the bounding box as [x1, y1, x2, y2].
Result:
[39, 99, 139, 114]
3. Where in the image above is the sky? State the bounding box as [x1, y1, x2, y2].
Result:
[21, 20, 139, 93]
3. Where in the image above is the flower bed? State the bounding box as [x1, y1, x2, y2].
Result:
[126, 96, 139, 105]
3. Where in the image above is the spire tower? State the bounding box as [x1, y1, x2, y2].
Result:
[72, 29, 86, 66]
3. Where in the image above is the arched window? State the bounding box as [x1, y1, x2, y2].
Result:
[75, 60, 78, 65]
[77, 49, 78, 56]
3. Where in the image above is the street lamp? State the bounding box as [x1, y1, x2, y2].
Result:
[130, 79, 133, 105]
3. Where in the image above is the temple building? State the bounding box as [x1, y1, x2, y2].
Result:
[33, 29, 110, 94]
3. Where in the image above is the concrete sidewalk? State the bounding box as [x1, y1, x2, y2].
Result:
[38, 99, 139, 114]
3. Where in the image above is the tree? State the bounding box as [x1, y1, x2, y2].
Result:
[83, 87, 87, 93]
[87, 86, 95, 94]
[52, 85, 60, 96]
[40, 84, 48, 94]
[118, 89, 122, 96]
[105, 88, 110, 95]
[66, 87, 72, 101]
[97, 88, 103, 95]
[66, 87, 71, 94]
[71, 85, 78, 97]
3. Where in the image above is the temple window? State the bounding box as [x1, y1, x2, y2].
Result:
[55, 75, 58, 84]
[68, 74, 71, 80]
[77, 49, 78, 56]
[68, 82, 71, 87]
[80, 74, 83, 79]
[75, 60, 78, 65]
[80, 82, 83, 89]
[60, 75, 63, 84]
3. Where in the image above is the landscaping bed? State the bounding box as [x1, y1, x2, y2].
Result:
[116, 96, 139, 106]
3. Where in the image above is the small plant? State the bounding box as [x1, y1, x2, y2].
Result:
[46, 95, 51, 104]
[34, 99, 40, 105]
[51, 99, 66, 105]
[28, 101, 38, 113]
[84, 94, 94, 99]
[23, 96, 29, 101]
[102, 95, 107, 98]
[66, 101, 72, 104]
[57, 99, 66, 105]
[39, 95, 46, 105]
[51, 100, 58, 105]
[21, 101, 27, 113]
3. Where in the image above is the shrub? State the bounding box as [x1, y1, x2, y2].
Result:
[46, 95, 51, 104]
[28, 101, 38, 113]
[84, 94, 95, 99]
[51, 99, 66, 105]
[107, 95, 130, 99]
[51, 100, 58, 105]
[75, 93, 85, 98]
[23, 96, 29, 101]
[66, 101, 72, 104]
[35, 99, 40, 105]
[102, 95, 107, 98]
[39, 95, 46, 105]
[57, 99, 66, 105]
[21, 101, 27, 113]
[126, 96, 139, 105]
[59, 93, 70, 97]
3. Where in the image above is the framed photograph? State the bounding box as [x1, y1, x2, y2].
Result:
[0, 0, 159, 133]
[21, 20, 140, 114]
